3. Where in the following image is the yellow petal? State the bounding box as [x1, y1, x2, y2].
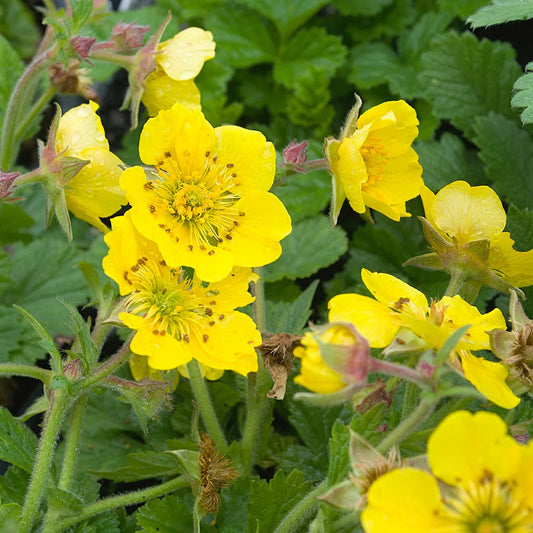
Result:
[431, 180, 506, 245]
[362, 468, 450, 533]
[204, 267, 258, 310]
[219, 190, 292, 267]
[294, 332, 347, 394]
[120, 313, 194, 370]
[420, 184, 438, 228]
[142, 70, 201, 116]
[459, 350, 520, 409]
[489, 232, 533, 288]
[328, 293, 400, 348]
[138, 102, 215, 175]
[428, 410, 522, 488]
[336, 136, 367, 213]
[362, 193, 409, 222]
[361, 269, 429, 312]
[56, 101, 109, 154]
[157, 27, 215, 81]
[65, 147, 126, 231]
[214, 125, 277, 192]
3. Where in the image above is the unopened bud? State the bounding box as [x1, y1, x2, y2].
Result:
[70, 36, 96, 58]
[111, 22, 151, 52]
[0, 170, 21, 201]
[282, 140, 307, 171]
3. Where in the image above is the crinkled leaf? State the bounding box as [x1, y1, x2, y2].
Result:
[93, 451, 181, 482]
[348, 42, 401, 89]
[419, 32, 521, 137]
[45, 487, 84, 515]
[70, 0, 93, 33]
[206, 5, 277, 67]
[0, 304, 25, 362]
[215, 477, 251, 532]
[0, 407, 38, 472]
[263, 215, 348, 282]
[70, 512, 121, 533]
[208, 381, 243, 425]
[468, 0, 533, 27]
[332, 0, 393, 16]
[273, 28, 347, 89]
[247, 470, 313, 533]
[438, 0, 490, 18]
[327, 420, 350, 485]
[0, 503, 20, 531]
[0, 204, 34, 246]
[275, 443, 328, 480]
[473, 112, 533, 209]
[272, 170, 331, 223]
[266, 279, 319, 334]
[512, 62, 533, 125]
[506, 205, 533, 251]
[239, 0, 328, 39]
[349, 402, 388, 446]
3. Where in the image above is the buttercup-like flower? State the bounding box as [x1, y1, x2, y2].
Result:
[102, 212, 261, 375]
[325, 99, 423, 223]
[121, 102, 292, 282]
[414, 180, 533, 293]
[142, 27, 215, 116]
[328, 269, 519, 408]
[362, 410, 533, 532]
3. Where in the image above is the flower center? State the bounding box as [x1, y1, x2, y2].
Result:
[170, 182, 216, 221]
[125, 257, 208, 340]
[360, 136, 389, 187]
[445, 478, 529, 533]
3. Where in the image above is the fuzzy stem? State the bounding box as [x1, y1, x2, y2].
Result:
[47, 475, 191, 532]
[370, 358, 429, 389]
[0, 46, 58, 169]
[15, 84, 56, 141]
[273, 481, 327, 533]
[78, 335, 132, 390]
[376, 396, 437, 454]
[40, 394, 89, 533]
[18, 388, 72, 533]
[187, 359, 228, 453]
[0, 363, 52, 385]
[240, 268, 272, 475]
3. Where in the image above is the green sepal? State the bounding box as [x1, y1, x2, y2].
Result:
[294, 383, 364, 407]
[165, 449, 201, 481]
[324, 137, 343, 226]
[403, 252, 443, 271]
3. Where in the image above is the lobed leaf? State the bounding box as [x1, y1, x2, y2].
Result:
[511, 62, 533, 124]
[0, 407, 38, 472]
[468, 0, 533, 27]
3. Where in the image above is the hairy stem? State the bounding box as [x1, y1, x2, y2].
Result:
[0, 363, 52, 385]
[187, 358, 228, 453]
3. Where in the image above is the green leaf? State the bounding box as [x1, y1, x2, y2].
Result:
[0, 503, 20, 531]
[332, 0, 393, 16]
[473, 112, 533, 209]
[348, 42, 401, 89]
[206, 5, 277, 67]
[468, 0, 533, 27]
[0, 407, 38, 472]
[512, 62, 533, 125]
[208, 381, 243, 425]
[419, 32, 521, 137]
[238, 0, 329, 39]
[0, 34, 24, 140]
[215, 477, 251, 532]
[0, 0, 40, 59]
[0, 204, 34, 246]
[274, 28, 347, 89]
[263, 215, 348, 282]
[266, 279, 319, 334]
[70, 511, 121, 533]
[0, 305, 25, 362]
[247, 470, 313, 533]
[45, 487, 84, 515]
[438, 0, 489, 18]
[415, 132, 486, 191]
[349, 403, 388, 446]
[93, 451, 181, 482]
[272, 170, 331, 223]
[0, 465, 29, 505]
[327, 421, 350, 485]
[275, 443, 328, 480]
[70, 0, 93, 33]
[506, 205, 533, 251]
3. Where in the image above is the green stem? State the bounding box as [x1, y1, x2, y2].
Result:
[240, 268, 272, 475]
[376, 396, 437, 454]
[48, 475, 191, 532]
[0, 46, 58, 169]
[78, 335, 132, 390]
[18, 388, 72, 533]
[273, 481, 327, 533]
[370, 358, 429, 389]
[187, 359, 227, 453]
[40, 394, 88, 533]
[89, 49, 135, 70]
[0, 363, 52, 385]
[15, 84, 56, 141]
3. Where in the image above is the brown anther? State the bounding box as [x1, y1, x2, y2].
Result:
[225, 235, 233, 240]
[208, 250, 215, 255]
[161, 288, 167, 295]
[160, 330, 166, 336]
[219, 314, 225, 320]
[149, 205, 156, 213]
[144, 182, 154, 190]
[153, 330, 159, 335]
[209, 321, 215, 326]
[158, 224, 166, 228]
[205, 307, 213, 316]
[231, 173, 237, 178]
[209, 301, 216, 305]
[159, 260, 166, 266]
[239, 211, 245, 216]
[205, 151, 210, 157]
[131, 264, 139, 272]
[175, 237, 180, 243]
[226, 163, 234, 168]
[165, 228, 171, 233]
[188, 245, 193, 251]
[203, 334, 209, 343]
[394, 297, 410, 310]
[200, 245, 206, 251]
[233, 220, 239, 226]
[183, 334, 190, 343]
[164, 151, 171, 158]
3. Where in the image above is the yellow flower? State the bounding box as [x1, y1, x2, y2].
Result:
[362, 410, 533, 532]
[121, 102, 292, 282]
[142, 27, 215, 116]
[420, 180, 533, 290]
[102, 212, 262, 375]
[294, 324, 368, 394]
[328, 269, 519, 408]
[325, 100, 423, 223]
[55, 101, 126, 231]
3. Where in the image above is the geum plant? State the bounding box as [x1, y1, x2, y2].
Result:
[1, 0, 533, 532]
